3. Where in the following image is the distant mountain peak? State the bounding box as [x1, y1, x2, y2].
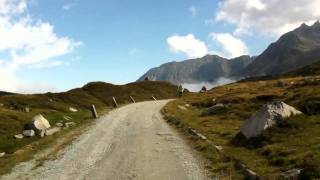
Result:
[313, 20, 320, 27]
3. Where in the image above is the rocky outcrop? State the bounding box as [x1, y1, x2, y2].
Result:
[240, 102, 302, 138]
[138, 55, 254, 84]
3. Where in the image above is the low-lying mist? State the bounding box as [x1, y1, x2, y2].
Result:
[182, 77, 236, 92]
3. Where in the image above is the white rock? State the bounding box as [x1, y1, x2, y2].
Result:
[63, 116, 72, 121]
[178, 105, 187, 111]
[22, 129, 35, 137]
[14, 134, 24, 139]
[240, 101, 302, 138]
[0, 152, 5, 157]
[45, 127, 61, 136]
[55, 123, 63, 127]
[32, 114, 51, 131]
[69, 107, 78, 112]
[64, 122, 76, 128]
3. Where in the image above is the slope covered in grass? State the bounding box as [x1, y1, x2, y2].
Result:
[162, 75, 320, 179]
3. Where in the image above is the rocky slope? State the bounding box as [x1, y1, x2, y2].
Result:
[138, 55, 254, 84]
[139, 21, 320, 84]
[237, 21, 320, 77]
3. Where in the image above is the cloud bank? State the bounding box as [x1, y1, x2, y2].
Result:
[216, 0, 320, 36]
[0, 0, 82, 93]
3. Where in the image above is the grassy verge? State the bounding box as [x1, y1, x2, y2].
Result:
[162, 75, 320, 179]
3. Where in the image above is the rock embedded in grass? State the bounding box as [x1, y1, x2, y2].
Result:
[45, 127, 61, 136]
[240, 101, 302, 138]
[201, 103, 227, 116]
[0, 152, 5, 157]
[69, 107, 78, 112]
[14, 134, 24, 139]
[55, 123, 64, 127]
[64, 122, 76, 128]
[31, 114, 51, 131]
[22, 129, 35, 137]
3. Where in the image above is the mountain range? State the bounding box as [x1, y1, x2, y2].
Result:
[138, 21, 320, 84]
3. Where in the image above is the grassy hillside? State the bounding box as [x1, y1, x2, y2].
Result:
[162, 75, 320, 179]
[0, 80, 177, 174]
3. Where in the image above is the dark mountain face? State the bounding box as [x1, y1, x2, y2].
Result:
[137, 55, 254, 84]
[237, 21, 320, 77]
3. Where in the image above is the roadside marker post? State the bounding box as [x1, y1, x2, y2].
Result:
[91, 105, 98, 119]
[112, 97, 118, 108]
[130, 96, 136, 103]
[151, 95, 157, 101]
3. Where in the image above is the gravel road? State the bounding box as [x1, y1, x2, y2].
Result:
[2, 100, 208, 180]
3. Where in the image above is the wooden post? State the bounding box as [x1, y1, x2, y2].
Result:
[91, 105, 98, 118]
[130, 96, 135, 103]
[151, 95, 157, 101]
[112, 97, 118, 108]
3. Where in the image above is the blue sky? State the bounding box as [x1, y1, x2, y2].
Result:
[0, 0, 319, 93]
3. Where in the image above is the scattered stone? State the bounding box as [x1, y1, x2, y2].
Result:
[201, 104, 227, 116]
[178, 105, 187, 111]
[69, 107, 78, 112]
[240, 101, 302, 138]
[280, 168, 303, 179]
[55, 123, 63, 127]
[45, 127, 61, 136]
[64, 122, 76, 128]
[31, 114, 51, 131]
[188, 128, 207, 140]
[63, 116, 72, 121]
[14, 134, 24, 139]
[235, 161, 259, 180]
[214, 145, 223, 151]
[156, 132, 172, 136]
[185, 104, 190, 107]
[0, 152, 5, 157]
[0, 103, 4, 107]
[22, 129, 35, 137]
[23, 107, 30, 113]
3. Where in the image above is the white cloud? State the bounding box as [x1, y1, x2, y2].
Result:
[209, 33, 249, 58]
[167, 34, 208, 58]
[216, 0, 320, 36]
[0, 0, 82, 93]
[62, 3, 77, 11]
[189, 6, 197, 17]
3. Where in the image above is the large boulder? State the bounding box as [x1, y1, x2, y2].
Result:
[31, 114, 51, 131]
[240, 102, 302, 138]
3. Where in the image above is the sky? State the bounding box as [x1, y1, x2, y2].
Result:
[0, 0, 319, 93]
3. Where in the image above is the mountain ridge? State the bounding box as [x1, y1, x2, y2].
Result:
[139, 21, 320, 84]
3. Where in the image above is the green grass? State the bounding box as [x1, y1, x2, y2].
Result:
[162, 75, 320, 178]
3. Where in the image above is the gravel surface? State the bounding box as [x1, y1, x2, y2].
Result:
[1, 100, 208, 180]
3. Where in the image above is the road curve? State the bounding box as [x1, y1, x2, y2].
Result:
[2, 100, 208, 180]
